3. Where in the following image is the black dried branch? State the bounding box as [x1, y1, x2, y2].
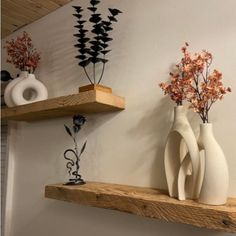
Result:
[73, 2, 122, 84]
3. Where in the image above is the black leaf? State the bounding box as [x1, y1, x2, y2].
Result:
[101, 50, 111, 55]
[102, 20, 111, 26]
[77, 20, 86, 24]
[90, 57, 101, 63]
[93, 22, 103, 28]
[80, 141, 87, 155]
[87, 50, 97, 57]
[91, 28, 104, 35]
[79, 48, 88, 54]
[91, 45, 102, 52]
[100, 58, 109, 63]
[73, 6, 83, 12]
[77, 38, 90, 43]
[87, 7, 97, 12]
[90, 0, 100, 5]
[89, 40, 98, 45]
[84, 48, 91, 53]
[101, 37, 113, 42]
[79, 29, 88, 34]
[90, 14, 102, 23]
[76, 55, 87, 60]
[94, 36, 102, 40]
[74, 32, 87, 37]
[108, 8, 122, 16]
[73, 14, 82, 19]
[74, 43, 85, 48]
[73, 13, 82, 18]
[64, 125, 72, 137]
[101, 32, 109, 37]
[74, 25, 84, 29]
[79, 59, 91, 67]
[103, 26, 113, 31]
[91, 45, 103, 51]
[101, 43, 109, 48]
[108, 16, 117, 22]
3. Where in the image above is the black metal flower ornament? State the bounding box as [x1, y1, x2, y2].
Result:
[64, 115, 87, 185]
[73, 0, 122, 85]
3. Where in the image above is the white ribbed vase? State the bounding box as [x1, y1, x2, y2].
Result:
[164, 105, 201, 200]
[198, 123, 229, 205]
[11, 73, 48, 105]
[4, 71, 28, 107]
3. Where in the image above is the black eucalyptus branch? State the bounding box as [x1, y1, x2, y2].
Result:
[63, 115, 87, 185]
[73, 1, 122, 84]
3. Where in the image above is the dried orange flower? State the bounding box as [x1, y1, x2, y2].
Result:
[159, 43, 231, 123]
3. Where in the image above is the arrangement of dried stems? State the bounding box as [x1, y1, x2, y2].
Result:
[160, 43, 231, 123]
[4, 31, 40, 73]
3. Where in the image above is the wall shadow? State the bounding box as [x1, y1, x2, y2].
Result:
[128, 97, 174, 189]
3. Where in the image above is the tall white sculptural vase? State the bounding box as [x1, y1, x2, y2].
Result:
[164, 105, 201, 200]
[198, 123, 229, 205]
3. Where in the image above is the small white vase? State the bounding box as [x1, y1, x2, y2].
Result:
[164, 105, 201, 200]
[198, 123, 229, 205]
[4, 71, 28, 107]
[11, 73, 48, 106]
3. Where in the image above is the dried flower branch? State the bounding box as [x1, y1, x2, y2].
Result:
[159, 43, 231, 123]
[4, 31, 40, 73]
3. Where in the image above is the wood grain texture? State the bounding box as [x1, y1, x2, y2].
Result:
[1, 90, 125, 122]
[45, 182, 236, 233]
[79, 84, 112, 94]
[1, 0, 72, 38]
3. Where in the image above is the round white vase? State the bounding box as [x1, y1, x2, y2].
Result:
[198, 123, 229, 205]
[164, 105, 201, 200]
[4, 71, 28, 107]
[11, 73, 48, 106]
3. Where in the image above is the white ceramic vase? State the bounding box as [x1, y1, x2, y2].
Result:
[164, 105, 201, 200]
[198, 123, 229, 205]
[11, 73, 48, 106]
[4, 71, 28, 107]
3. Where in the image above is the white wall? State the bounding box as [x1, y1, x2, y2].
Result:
[1, 0, 236, 235]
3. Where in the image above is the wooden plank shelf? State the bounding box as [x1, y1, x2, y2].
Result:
[1, 90, 125, 122]
[45, 182, 236, 233]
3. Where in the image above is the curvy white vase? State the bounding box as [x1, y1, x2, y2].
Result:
[11, 73, 48, 106]
[4, 71, 28, 107]
[198, 123, 229, 205]
[164, 105, 201, 200]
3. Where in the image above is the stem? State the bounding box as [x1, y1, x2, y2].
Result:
[83, 67, 93, 84]
[97, 62, 106, 84]
[72, 133, 80, 180]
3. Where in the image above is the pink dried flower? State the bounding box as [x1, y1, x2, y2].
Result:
[159, 43, 231, 123]
[4, 31, 40, 73]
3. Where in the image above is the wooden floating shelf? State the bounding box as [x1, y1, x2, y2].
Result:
[1, 90, 125, 122]
[45, 182, 236, 233]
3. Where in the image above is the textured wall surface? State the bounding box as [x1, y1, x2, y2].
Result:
[1, 0, 236, 235]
